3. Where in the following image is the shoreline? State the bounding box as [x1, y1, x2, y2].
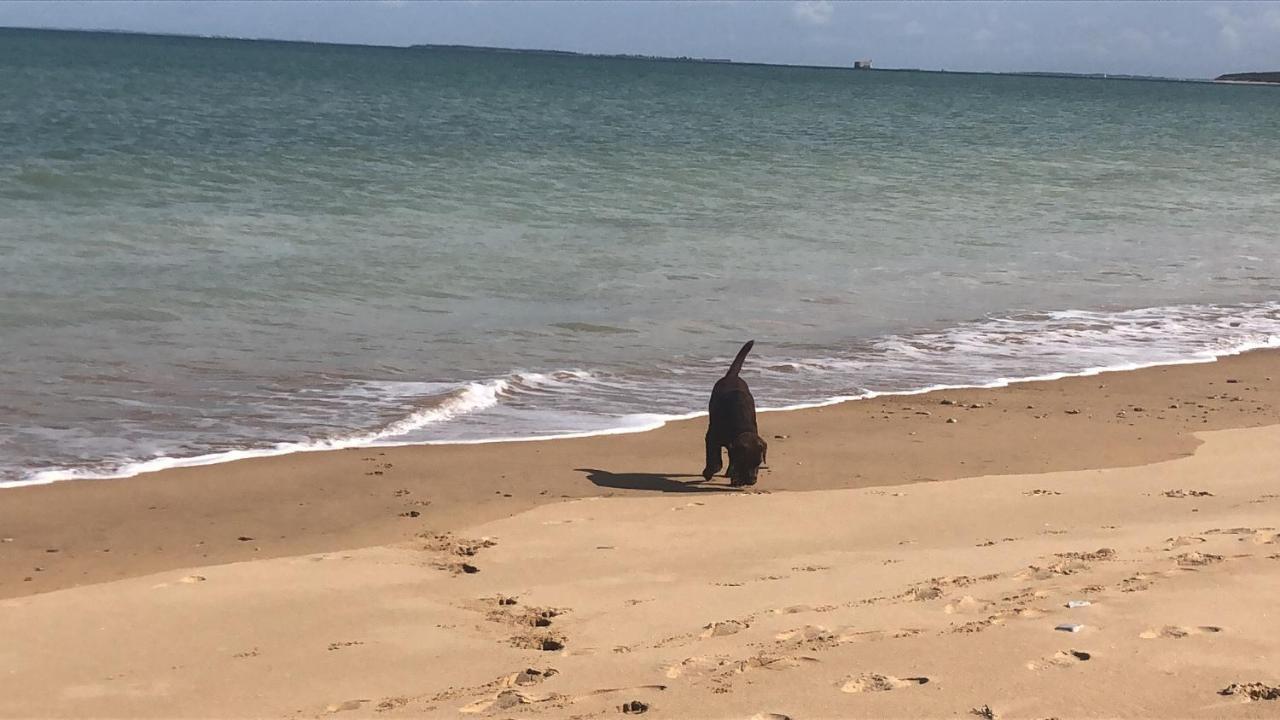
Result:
[14, 337, 1278, 489]
[1, 348, 1277, 601]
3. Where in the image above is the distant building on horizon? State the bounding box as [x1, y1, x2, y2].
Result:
[853, 59, 872, 70]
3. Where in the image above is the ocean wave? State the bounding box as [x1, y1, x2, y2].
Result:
[10, 301, 1280, 489]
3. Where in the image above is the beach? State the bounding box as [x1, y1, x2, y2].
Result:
[2, 350, 1278, 718]
[5, 28, 1280, 719]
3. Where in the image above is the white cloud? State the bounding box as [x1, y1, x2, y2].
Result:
[792, 1, 834, 27]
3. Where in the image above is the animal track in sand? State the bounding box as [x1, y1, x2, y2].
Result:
[1139, 625, 1222, 639]
[1024, 489, 1062, 496]
[839, 673, 929, 693]
[749, 714, 793, 720]
[1166, 535, 1207, 548]
[1162, 489, 1214, 498]
[422, 533, 495, 574]
[1026, 649, 1091, 670]
[327, 641, 364, 651]
[374, 696, 408, 712]
[487, 604, 564, 628]
[420, 533, 495, 557]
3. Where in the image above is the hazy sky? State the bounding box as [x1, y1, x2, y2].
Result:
[3, 1, 1279, 78]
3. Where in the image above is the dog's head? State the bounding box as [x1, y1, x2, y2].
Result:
[728, 432, 768, 485]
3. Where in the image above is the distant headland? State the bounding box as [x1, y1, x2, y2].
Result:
[1214, 72, 1280, 85]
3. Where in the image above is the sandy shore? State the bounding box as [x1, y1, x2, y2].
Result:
[1, 350, 1278, 717]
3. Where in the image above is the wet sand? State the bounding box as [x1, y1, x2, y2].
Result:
[3, 350, 1276, 600]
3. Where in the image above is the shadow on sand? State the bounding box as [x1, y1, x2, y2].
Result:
[576, 468, 739, 493]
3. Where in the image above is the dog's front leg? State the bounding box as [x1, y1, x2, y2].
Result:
[701, 432, 723, 481]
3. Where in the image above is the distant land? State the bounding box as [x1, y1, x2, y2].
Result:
[0, 27, 1260, 84]
[411, 42, 732, 64]
[1214, 71, 1280, 84]
[409, 43, 1205, 83]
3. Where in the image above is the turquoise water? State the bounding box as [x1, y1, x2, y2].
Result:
[3, 28, 1280, 484]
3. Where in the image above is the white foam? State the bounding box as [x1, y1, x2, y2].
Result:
[11, 302, 1280, 489]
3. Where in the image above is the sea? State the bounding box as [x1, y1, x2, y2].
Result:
[3, 28, 1280, 487]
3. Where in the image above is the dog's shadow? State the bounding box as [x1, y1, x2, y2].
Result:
[576, 468, 738, 493]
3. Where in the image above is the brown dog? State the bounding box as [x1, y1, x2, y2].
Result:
[702, 340, 767, 486]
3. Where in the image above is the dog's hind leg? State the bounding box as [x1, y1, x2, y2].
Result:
[701, 432, 723, 481]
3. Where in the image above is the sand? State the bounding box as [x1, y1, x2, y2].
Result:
[1, 351, 1279, 717]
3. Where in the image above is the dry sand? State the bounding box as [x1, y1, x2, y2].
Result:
[1, 351, 1279, 717]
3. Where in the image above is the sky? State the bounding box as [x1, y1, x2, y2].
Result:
[2, 1, 1279, 79]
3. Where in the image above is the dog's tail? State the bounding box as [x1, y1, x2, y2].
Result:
[725, 340, 755, 378]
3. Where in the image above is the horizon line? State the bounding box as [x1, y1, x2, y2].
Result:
[0, 24, 1229, 82]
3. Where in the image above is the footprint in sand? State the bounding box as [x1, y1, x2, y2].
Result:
[324, 699, 369, 713]
[944, 596, 990, 615]
[1121, 574, 1154, 592]
[510, 634, 566, 652]
[701, 620, 749, 638]
[1176, 551, 1224, 567]
[1166, 536, 1207, 548]
[839, 673, 929, 693]
[665, 655, 727, 679]
[499, 668, 559, 688]
[749, 714, 793, 720]
[771, 605, 816, 615]
[730, 656, 819, 673]
[1139, 625, 1222, 639]
[1241, 530, 1280, 545]
[1219, 682, 1280, 701]
[459, 689, 558, 714]
[774, 625, 836, 646]
[1026, 650, 1091, 670]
